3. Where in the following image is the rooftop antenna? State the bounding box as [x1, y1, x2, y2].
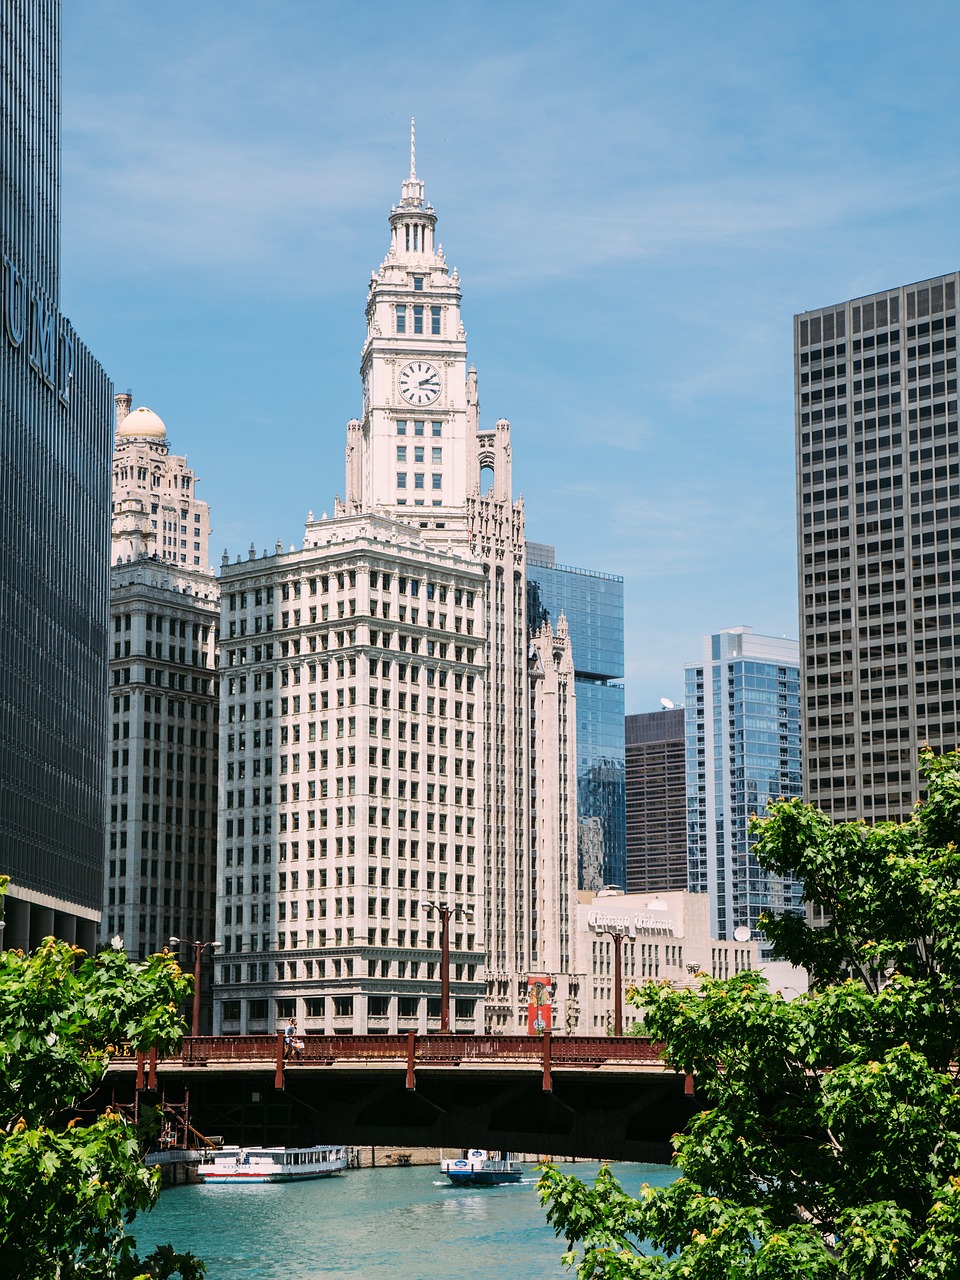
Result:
[660, 697, 675, 710]
[410, 117, 416, 180]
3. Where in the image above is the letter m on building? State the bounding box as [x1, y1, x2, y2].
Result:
[30, 294, 57, 385]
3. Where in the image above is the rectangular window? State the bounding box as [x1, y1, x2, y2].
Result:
[431, 306, 441, 335]
[432, 474, 442, 490]
[395, 305, 406, 333]
[414, 446, 424, 463]
[414, 473, 425, 489]
[432, 447, 442, 463]
[414, 421, 425, 436]
[397, 473, 407, 489]
[431, 421, 442, 437]
[413, 305, 424, 334]
[413, 276, 424, 291]
[397, 420, 407, 435]
[396, 446, 407, 462]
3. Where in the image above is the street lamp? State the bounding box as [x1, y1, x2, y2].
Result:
[169, 937, 221, 1037]
[597, 927, 627, 1037]
[421, 901, 474, 1032]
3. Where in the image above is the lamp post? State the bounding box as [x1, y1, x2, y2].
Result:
[597, 927, 627, 1036]
[422, 901, 474, 1032]
[169, 937, 221, 1037]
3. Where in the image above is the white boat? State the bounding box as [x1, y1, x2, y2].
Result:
[440, 1148, 523, 1186]
[197, 1144, 348, 1184]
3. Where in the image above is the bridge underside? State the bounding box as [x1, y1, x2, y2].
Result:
[101, 1065, 696, 1163]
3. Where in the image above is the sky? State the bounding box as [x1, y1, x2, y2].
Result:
[59, 0, 960, 712]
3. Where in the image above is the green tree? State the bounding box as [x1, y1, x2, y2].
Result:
[0, 884, 205, 1279]
[539, 748, 960, 1277]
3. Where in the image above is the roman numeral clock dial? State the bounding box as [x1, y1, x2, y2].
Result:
[398, 361, 441, 406]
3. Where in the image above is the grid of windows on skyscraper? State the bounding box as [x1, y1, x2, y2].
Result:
[796, 273, 960, 824]
[527, 546, 625, 889]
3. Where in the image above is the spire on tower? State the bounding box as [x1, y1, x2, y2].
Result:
[400, 117, 425, 210]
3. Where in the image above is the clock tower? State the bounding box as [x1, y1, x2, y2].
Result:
[345, 121, 479, 528]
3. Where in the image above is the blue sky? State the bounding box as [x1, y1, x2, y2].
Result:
[60, 1, 960, 711]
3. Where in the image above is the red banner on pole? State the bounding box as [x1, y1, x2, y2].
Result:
[526, 974, 553, 1035]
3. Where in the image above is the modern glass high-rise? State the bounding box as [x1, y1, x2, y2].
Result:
[796, 275, 960, 821]
[0, 1, 113, 950]
[685, 627, 803, 946]
[527, 544, 626, 889]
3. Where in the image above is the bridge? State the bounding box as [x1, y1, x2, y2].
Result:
[102, 1034, 697, 1163]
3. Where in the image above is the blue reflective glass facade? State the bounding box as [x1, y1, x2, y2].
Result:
[527, 552, 625, 889]
[0, 0, 113, 946]
[685, 630, 803, 945]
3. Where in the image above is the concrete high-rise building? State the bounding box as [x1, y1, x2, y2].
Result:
[796, 275, 960, 820]
[103, 397, 219, 998]
[213, 129, 581, 1036]
[0, 0, 113, 950]
[527, 546, 625, 890]
[684, 627, 803, 948]
[625, 709, 687, 893]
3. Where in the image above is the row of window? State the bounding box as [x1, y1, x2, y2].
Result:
[395, 304, 441, 335]
[397, 420, 442, 436]
[397, 473, 442, 490]
[397, 446, 442, 463]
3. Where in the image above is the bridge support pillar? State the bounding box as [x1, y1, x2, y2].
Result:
[405, 1030, 416, 1091]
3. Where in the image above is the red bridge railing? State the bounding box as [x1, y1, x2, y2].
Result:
[174, 1032, 663, 1067]
[122, 1032, 667, 1094]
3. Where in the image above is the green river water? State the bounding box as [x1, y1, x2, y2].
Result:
[133, 1160, 676, 1279]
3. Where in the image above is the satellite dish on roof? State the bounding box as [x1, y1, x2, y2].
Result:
[660, 697, 675, 710]
[733, 926, 751, 942]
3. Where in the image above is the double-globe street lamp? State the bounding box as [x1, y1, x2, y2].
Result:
[421, 900, 474, 1033]
[169, 936, 221, 1037]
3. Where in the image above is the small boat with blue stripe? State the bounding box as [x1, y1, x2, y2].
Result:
[440, 1149, 523, 1186]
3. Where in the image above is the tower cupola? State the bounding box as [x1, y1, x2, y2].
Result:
[389, 119, 438, 261]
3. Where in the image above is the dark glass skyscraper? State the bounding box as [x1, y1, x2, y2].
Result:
[625, 708, 687, 893]
[1, 0, 113, 949]
[527, 544, 626, 889]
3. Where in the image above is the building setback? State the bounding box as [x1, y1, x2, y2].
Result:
[796, 275, 960, 820]
[0, 0, 113, 950]
[685, 627, 803, 949]
[625, 709, 687, 893]
[213, 134, 581, 1036]
[527, 546, 625, 890]
[103, 398, 219, 1010]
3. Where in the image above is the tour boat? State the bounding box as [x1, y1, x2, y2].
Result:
[197, 1144, 348, 1184]
[440, 1149, 523, 1186]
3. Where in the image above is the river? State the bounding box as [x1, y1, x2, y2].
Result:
[133, 1160, 676, 1278]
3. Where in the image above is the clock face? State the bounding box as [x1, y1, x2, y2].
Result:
[398, 361, 441, 406]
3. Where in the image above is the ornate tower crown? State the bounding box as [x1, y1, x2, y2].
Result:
[389, 118, 437, 262]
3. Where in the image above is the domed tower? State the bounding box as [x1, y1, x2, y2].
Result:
[111, 395, 211, 567]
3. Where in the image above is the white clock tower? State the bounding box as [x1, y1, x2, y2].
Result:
[345, 122, 480, 529]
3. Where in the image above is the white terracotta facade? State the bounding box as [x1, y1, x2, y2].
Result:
[213, 135, 581, 1035]
[103, 399, 220, 993]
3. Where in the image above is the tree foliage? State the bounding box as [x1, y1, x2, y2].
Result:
[539, 748, 960, 1277]
[0, 883, 205, 1279]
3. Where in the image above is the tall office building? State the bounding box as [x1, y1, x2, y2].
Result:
[103, 397, 219, 996]
[685, 627, 803, 946]
[213, 131, 581, 1035]
[527, 545, 625, 889]
[796, 275, 960, 820]
[0, 0, 113, 950]
[625, 708, 687, 893]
